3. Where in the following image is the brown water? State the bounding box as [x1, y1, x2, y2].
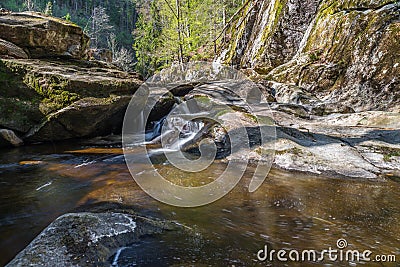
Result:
[0, 142, 399, 266]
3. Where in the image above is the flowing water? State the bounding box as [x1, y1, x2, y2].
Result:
[0, 141, 399, 266]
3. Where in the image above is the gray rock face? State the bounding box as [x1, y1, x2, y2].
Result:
[263, 110, 400, 178]
[267, 0, 400, 111]
[6, 212, 178, 267]
[220, 0, 319, 72]
[220, 0, 400, 111]
[0, 12, 89, 59]
[164, 81, 399, 179]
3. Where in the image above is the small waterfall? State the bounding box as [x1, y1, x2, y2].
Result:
[145, 117, 166, 141]
[146, 115, 205, 152]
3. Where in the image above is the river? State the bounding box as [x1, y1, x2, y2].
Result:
[0, 141, 399, 266]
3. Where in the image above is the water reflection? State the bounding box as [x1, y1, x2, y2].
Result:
[0, 144, 399, 266]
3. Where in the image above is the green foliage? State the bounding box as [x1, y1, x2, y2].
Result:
[133, 1, 162, 78]
[134, 0, 242, 77]
[44, 1, 52, 15]
[63, 13, 71, 21]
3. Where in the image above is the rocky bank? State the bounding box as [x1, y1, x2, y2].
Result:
[0, 11, 142, 147]
[211, 0, 400, 178]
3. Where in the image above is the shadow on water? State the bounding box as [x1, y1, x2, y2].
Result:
[0, 142, 399, 266]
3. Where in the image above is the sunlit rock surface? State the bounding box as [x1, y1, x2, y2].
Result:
[220, 0, 400, 111]
[0, 12, 89, 59]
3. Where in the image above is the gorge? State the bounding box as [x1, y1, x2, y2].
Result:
[0, 0, 399, 265]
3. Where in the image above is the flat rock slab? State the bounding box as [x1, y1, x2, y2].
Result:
[260, 110, 400, 178]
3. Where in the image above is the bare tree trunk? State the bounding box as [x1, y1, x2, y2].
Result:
[223, 2, 226, 43]
[175, 0, 184, 64]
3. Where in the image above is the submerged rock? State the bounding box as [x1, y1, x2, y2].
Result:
[6, 212, 181, 267]
[0, 12, 89, 59]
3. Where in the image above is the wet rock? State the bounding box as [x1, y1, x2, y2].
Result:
[170, 83, 197, 96]
[148, 91, 176, 122]
[269, 2, 400, 111]
[311, 102, 355, 116]
[271, 103, 310, 118]
[6, 212, 181, 267]
[0, 12, 89, 59]
[219, 0, 319, 71]
[264, 81, 318, 105]
[25, 96, 132, 142]
[0, 129, 23, 147]
[0, 38, 28, 59]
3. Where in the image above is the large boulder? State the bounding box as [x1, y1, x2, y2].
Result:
[0, 12, 89, 59]
[0, 58, 142, 142]
[6, 212, 183, 267]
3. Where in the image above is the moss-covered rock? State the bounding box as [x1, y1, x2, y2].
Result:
[221, 0, 400, 111]
[219, 0, 319, 71]
[0, 58, 142, 142]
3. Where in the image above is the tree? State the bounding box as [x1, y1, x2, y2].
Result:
[133, 0, 162, 78]
[134, 0, 242, 76]
[24, 0, 35, 11]
[113, 47, 135, 71]
[85, 6, 114, 48]
[44, 1, 52, 15]
[2, 0, 138, 63]
[108, 33, 135, 71]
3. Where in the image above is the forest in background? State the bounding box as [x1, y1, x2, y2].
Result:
[1, 0, 243, 77]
